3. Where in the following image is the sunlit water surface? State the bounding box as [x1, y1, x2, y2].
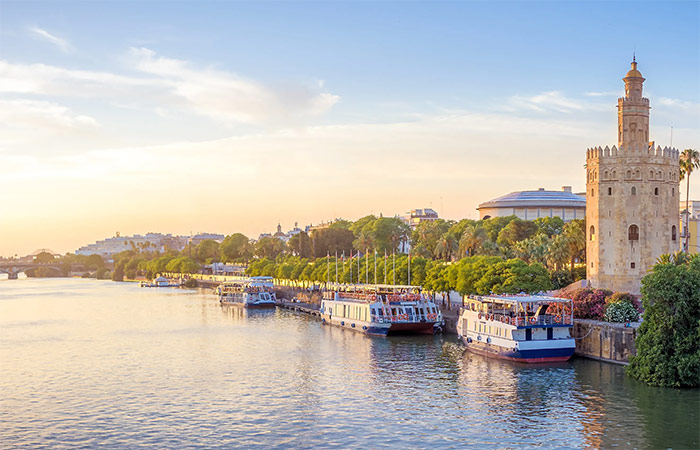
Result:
[1, 279, 698, 449]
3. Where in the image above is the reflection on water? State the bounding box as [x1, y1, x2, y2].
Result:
[0, 278, 698, 449]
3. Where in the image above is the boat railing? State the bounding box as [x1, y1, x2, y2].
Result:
[371, 311, 441, 323]
[474, 312, 572, 326]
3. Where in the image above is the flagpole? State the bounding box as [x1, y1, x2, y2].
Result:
[374, 250, 377, 285]
[392, 250, 395, 285]
[350, 249, 353, 284]
[365, 247, 368, 284]
[408, 253, 411, 286]
[384, 249, 387, 284]
[326, 251, 330, 286]
[357, 250, 360, 284]
[335, 250, 338, 284]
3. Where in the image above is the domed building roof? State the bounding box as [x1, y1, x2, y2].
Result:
[478, 187, 586, 210]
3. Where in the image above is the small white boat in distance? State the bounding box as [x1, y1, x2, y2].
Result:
[140, 276, 182, 288]
[457, 294, 575, 363]
[217, 276, 277, 308]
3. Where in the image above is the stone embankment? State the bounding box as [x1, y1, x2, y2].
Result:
[571, 319, 639, 365]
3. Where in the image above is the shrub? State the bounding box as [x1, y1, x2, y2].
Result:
[607, 291, 643, 314]
[603, 301, 640, 323]
[560, 288, 611, 320]
[627, 253, 700, 387]
[571, 266, 586, 281]
[183, 278, 198, 288]
[550, 270, 574, 290]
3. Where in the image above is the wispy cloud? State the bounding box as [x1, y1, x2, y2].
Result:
[504, 91, 609, 114]
[28, 26, 73, 53]
[0, 48, 339, 126]
[584, 91, 619, 97]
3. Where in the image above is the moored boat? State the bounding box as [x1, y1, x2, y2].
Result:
[217, 276, 277, 308]
[457, 294, 575, 363]
[320, 284, 444, 336]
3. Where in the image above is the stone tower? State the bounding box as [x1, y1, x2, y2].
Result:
[585, 59, 680, 294]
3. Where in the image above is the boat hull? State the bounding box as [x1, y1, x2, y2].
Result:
[220, 301, 276, 309]
[388, 321, 440, 335]
[321, 314, 390, 336]
[461, 337, 575, 363]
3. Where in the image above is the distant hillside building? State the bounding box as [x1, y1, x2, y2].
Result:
[585, 58, 679, 294]
[189, 233, 225, 245]
[477, 187, 585, 222]
[76, 233, 189, 257]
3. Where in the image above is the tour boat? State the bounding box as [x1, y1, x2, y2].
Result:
[457, 294, 575, 363]
[217, 276, 277, 308]
[319, 284, 444, 336]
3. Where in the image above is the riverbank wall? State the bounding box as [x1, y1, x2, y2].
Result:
[571, 319, 639, 365]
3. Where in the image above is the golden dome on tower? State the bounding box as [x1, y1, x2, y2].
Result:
[625, 59, 643, 78]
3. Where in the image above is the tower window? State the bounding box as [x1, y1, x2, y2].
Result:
[672, 225, 677, 241]
[590, 225, 596, 241]
[608, 187, 612, 195]
[631, 262, 636, 269]
[654, 187, 659, 196]
[672, 188, 675, 196]
[629, 225, 639, 241]
[631, 186, 637, 195]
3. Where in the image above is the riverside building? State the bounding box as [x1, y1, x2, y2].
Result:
[477, 187, 585, 222]
[585, 58, 680, 294]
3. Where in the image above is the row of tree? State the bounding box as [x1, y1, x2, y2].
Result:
[247, 254, 553, 298]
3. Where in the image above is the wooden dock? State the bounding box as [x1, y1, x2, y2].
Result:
[278, 301, 321, 316]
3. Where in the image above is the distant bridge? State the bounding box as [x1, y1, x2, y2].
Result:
[0, 262, 65, 279]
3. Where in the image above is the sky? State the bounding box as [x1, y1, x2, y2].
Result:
[0, 0, 698, 256]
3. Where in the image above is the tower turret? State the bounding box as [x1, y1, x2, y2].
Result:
[617, 57, 650, 148]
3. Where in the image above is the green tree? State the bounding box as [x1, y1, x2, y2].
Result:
[34, 251, 54, 263]
[288, 231, 312, 258]
[255, 237, 286, 259]
[534, 216, 564, 237]
[496, 218, 538, 248]
[312, 227, 354, 257]
[627, 253, 700, 387]
[411, 219, 452, 260]
[192, 239, 220, 263]
[562, 219, 586, 271]
[459, 224, 488, 257]
[680, 148, 700, 253]
[219, 233, 253, 262]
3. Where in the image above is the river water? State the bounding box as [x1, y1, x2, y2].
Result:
[1, 278, 698, 449]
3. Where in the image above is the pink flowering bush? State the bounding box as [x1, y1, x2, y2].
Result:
[559, 288, 642, 321]
[560, 288, 612, 320]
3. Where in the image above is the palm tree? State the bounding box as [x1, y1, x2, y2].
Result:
[459, 225, 487, 257]
[562, 220, 585, 272]
[680, 148, 700, 253]
[435, 233, 458, 261]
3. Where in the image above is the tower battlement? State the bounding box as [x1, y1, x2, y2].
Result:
[618, 97, 649, 105]
[586, 144, 679, 161]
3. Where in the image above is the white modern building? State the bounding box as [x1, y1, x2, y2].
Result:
[477, 187, 586, 222]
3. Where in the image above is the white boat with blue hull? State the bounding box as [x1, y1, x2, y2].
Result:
[457, 295, 575, 363]
[320, 284, 444, 337]
[217, 276, 277, 308]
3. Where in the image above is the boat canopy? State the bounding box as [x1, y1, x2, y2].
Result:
[469, 294, 571, 305]
[325, 283, 422, 292]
